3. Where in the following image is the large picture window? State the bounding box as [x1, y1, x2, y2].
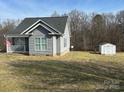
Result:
[35, 37, 47, 51]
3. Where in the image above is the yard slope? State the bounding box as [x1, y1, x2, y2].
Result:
[0, 51, 124, 91]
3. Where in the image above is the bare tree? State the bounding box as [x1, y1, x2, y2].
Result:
[51, 11, 60, 17]
[0, 19, 21, 51]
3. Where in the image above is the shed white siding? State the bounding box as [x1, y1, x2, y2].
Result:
[99, 43, 116, 55]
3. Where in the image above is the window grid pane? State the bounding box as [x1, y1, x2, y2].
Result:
[36, 44, 41, 50]
[36, 38, 40, 43]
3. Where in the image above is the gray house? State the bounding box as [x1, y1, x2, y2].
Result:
[5, 16, 70, 56]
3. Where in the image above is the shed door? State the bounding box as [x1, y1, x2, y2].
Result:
[105, 46, 112, 54]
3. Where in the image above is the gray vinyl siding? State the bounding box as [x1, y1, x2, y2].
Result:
[29, 26, 53, 55]
[56, 36, 60, 54]
[52, 36, 57, 55]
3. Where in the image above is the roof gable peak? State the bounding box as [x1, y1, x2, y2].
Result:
[21, 19, 61, 35]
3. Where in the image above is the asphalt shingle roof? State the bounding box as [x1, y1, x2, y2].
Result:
[8, 16, 68, 35]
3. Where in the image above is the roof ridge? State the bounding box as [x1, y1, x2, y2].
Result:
[25, 16, 68, 19]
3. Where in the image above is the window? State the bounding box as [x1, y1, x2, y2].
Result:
[64, 38, 67, 47]
[12, 38, 26, 45]
[41, 38, 47, 50]
[35, 38, 41, 51]
[35, 37, 47, 51]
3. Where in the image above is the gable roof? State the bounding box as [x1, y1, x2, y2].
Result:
[99, 43, 115, 46]
[7, 16, 68, 35]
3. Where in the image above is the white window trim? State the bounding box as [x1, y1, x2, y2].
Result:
[34, 37, 48, 51]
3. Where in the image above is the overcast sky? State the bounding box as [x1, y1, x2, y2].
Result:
[0, 0, 124, 19]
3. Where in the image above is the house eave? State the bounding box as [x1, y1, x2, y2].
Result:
[5, 34, 29, 37]
[48, 33, 62, 36]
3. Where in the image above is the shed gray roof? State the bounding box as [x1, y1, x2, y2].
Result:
[8, 16, 68, 35]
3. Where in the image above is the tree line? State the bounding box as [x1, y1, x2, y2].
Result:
[68, 10, 124, 51]
[0, 10, 124, 51]
[52, 10, 124, 51]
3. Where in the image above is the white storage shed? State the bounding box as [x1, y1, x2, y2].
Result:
[99, 43, 116, 55]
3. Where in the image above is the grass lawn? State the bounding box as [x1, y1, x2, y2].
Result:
[0, 51, 124, 91]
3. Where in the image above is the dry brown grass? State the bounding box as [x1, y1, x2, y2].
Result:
[0, 51, 124, 91]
